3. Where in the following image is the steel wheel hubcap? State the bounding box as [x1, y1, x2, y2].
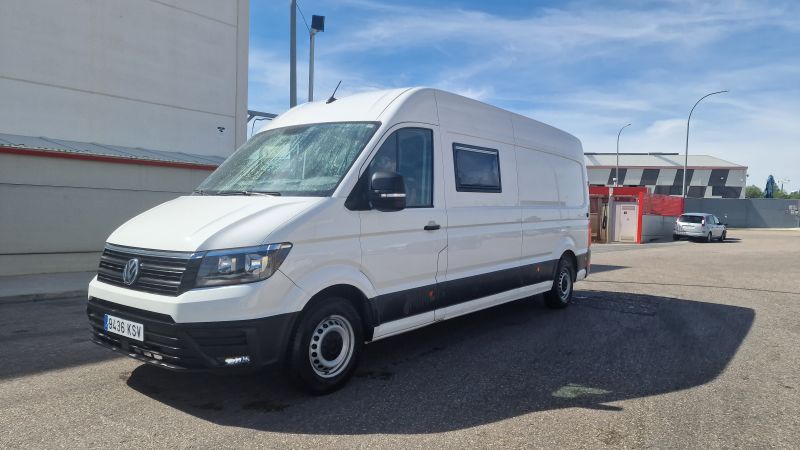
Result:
[558, 269, 572, 302]
[308, 315, 354, 379]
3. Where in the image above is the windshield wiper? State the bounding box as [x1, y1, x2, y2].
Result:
[214, 190, 281, 196]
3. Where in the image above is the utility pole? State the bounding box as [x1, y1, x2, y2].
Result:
[289, 0, 297, 107]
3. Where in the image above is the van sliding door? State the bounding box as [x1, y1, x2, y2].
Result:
[436, 133, 523, 320]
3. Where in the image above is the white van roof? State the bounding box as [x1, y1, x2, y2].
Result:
[266, 87, 583, 161]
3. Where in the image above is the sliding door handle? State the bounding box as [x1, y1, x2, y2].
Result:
[424, 223, 441, 231]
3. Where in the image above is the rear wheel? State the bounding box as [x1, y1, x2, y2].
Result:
[672, 234, 680, 241]
[706, 232, 713, 243]
[719, 230, 726, 242]
[544, 257, 574, 309]
[287, 297, 363, 395]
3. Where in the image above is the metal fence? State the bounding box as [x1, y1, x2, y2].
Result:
[684, 198, 800, 228]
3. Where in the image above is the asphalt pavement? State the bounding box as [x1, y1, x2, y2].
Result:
[1, 229, 798, 448]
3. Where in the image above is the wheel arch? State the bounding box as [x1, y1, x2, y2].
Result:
[559, 249, 578, 280]
[298, 284, 376, 341]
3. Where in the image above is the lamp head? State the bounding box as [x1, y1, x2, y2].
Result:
[311, 15, 325, 32]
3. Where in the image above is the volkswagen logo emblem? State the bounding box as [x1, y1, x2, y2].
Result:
[122, 258, 140, 285]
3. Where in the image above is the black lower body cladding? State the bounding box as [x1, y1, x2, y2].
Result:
[372, 251, 590, 326]
[87, 297, 297, 371]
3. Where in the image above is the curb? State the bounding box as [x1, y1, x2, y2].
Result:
[0, 290, 87, 305]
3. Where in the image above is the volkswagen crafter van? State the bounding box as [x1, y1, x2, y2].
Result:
[87, 88, 591, 394]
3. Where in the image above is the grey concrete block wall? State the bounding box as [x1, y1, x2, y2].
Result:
[0, 153, 213, 276]
[685, 198, 800, 228]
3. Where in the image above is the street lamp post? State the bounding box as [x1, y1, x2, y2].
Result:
[308, 15, 325, 102]
[615, 123, 631, 187]
[683, 90, 728, 198]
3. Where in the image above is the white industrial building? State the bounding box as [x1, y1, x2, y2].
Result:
[585, 153, 748, 199]
[0, 0, 250, 276]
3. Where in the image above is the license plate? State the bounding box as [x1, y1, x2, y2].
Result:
[104, 314, 144, 342]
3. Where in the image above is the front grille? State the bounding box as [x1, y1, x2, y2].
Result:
[97, 244, 201, 296]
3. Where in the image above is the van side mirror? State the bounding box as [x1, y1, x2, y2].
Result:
[369, 171, 406, 212]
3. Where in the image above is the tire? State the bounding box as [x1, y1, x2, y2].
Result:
[719, 230, 726, 242]
[286, 297, 363, 395]
[706, 232, 713, 243]
[544, 257, 575, 309]
[672, 234, 680, 241]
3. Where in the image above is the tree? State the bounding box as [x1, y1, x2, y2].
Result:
[773, 188, 800, 200]
[745, 185, 763, 198]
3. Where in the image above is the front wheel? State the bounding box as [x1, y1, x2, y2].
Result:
[287, 297, 363, 395]
[544, 258, 574, 309]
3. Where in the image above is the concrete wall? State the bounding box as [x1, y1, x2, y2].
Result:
[641, 215, 679, 242]
[0, 153, 212, 276]
[0, 0, 249, 157]
[685, 198, 800, 228]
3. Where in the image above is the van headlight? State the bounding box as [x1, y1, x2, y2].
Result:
[194, 243, 292, 287]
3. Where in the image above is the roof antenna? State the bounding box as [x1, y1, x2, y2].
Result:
[326, 80, 342, 104]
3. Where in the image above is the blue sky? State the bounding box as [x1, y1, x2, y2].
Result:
[249, 0, 800, 191]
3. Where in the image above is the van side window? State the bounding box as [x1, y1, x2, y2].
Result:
[453, 143, 501, 193]
[368, 128, 434, 208]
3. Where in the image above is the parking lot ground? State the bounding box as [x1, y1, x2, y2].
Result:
[1, 229, 798, 449]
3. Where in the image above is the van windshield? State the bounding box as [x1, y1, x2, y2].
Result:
[196, 122, 378, 197]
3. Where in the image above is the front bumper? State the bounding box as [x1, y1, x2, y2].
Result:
[87, 297, 297, 371]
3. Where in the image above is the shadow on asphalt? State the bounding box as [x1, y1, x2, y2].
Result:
[126, 290, 754, 434]
[0, 296, 119, 380]
[589, 264, 627, 274]
[682, 237, 742, 244]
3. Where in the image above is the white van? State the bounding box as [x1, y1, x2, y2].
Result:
[87, 87, 590, 394]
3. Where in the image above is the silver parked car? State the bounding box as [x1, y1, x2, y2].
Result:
[673, 213, 727, 242]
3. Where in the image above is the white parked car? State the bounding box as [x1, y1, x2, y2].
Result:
[673, 213, 727, 242]
[86, 87, 590, 394]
